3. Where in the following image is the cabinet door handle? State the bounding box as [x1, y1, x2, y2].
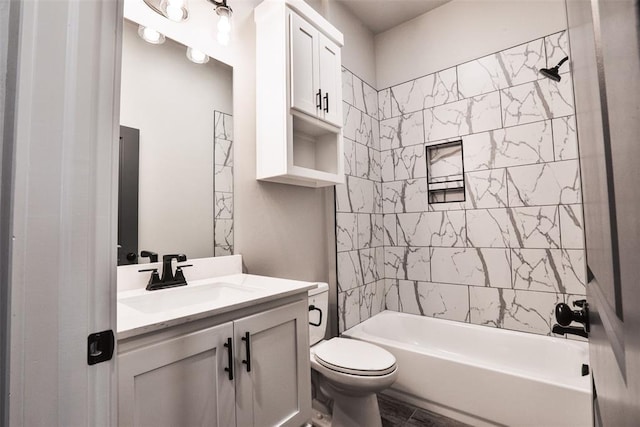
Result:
[224, 338, 233, 381]
[241, 332, 252, 372]
[223, 337, 233, 380]
[323, 93, 329, 113]
[316, 89, 322, 109]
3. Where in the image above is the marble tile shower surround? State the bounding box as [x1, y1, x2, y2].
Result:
[214, 111, 233, 256]
[336, 31, 586, 337]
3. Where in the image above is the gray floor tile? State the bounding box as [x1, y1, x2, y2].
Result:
[378, 394, 415, 426]
[377, 394, 471, 427]
[405, 407, 471, 427]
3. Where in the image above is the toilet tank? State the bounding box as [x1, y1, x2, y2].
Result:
[308, 282, 329, 346]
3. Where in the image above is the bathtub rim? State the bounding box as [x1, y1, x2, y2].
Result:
[342, 310, 591, 394]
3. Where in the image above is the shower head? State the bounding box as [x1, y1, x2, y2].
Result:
[539, 56, 569, 82]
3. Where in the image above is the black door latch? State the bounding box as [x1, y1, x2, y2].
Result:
[87, 330, 115, 365]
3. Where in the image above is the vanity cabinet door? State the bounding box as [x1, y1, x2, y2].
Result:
[234, 300, 312, 427]
[118, 322, 236, 427]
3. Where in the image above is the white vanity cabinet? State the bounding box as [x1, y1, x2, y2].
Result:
[118, 298, 311, 427]
[255, 0, 344, 187]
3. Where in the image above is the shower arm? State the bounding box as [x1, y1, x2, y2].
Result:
[554, 56, 569, 70]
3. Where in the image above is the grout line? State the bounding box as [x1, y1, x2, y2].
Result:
[550, 114, 557, 161]
[377, 157, 578, 185]
[379, 114, 575, 147]
[380, 244, 582, 251]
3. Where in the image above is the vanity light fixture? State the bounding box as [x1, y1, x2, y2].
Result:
[186, 47, 210, 64]
[143, 0, 189, 22]
[137, 25, 166, 45]
[207, 0, 233, 46]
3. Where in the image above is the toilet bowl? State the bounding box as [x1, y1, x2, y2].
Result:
[308, 284, 398, 427]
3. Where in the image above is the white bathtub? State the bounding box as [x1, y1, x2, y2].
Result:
[343, 311, 592, 427]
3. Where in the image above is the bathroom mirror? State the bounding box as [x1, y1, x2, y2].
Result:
[118, 19, 233, 265]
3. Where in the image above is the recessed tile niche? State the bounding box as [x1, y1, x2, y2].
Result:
[426, 140, 465, 203]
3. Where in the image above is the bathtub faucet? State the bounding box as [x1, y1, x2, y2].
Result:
[552, 324, 588, 339]
[552, 300, 589, 339]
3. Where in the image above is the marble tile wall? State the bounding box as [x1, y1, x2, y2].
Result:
[214, 111, 233, 256]
[336, 68, 385, 333]
[336, 31, 585, 337]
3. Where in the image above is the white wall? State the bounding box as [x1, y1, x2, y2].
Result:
[233, 4, 332, 282]
[120, 20, 232, 258]
[326, 0, 377, 86]
[233, 0, 375, 280]
[375, 0, 567, 89]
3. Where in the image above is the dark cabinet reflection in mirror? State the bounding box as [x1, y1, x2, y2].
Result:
[118, 126, 140, 266]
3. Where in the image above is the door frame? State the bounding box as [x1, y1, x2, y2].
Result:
[0, 0, 20, 424]
[3, 0, 123, 425]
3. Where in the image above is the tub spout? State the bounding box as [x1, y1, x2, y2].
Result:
[552, 324, 588, 339]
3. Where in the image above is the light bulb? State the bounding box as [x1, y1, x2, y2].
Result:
[138, 25, 165, 45]
[186, 47, 209, 64]
[164, 0, 187, 22]
[215, 6, 232, 46]
[217, 31, 230, 46]
[217, 14, 231, 33]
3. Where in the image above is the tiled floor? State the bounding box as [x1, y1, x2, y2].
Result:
[378, 394, 471, 427]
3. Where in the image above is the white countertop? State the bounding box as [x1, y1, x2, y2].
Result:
[117, 273, 317, 340]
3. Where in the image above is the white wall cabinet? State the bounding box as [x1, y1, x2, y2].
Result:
[118, 300, 310, 427]
[290, 12, 341, 127]
[256, 0, 344, 187]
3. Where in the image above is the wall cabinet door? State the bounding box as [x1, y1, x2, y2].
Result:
[118, 322, 236, 427]
[289, 11, 341, 128]
[234, 300, 312, 427]
[318, 33, 341, 127]
[290, 12, 320, 118]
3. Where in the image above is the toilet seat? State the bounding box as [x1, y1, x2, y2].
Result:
[313, 338, 396, 377]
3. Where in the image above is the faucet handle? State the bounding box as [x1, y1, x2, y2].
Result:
[139, 268, 162, 289]
[573, 299, 587, 308]
[174, 264, 193, 283]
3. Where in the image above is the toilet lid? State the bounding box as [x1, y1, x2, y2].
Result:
[314, 338, 396, 376]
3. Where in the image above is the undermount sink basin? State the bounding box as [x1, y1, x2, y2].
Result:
[119, 282, 263, 314]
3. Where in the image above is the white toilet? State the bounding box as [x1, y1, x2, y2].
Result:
[308, 283, 398, 427]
